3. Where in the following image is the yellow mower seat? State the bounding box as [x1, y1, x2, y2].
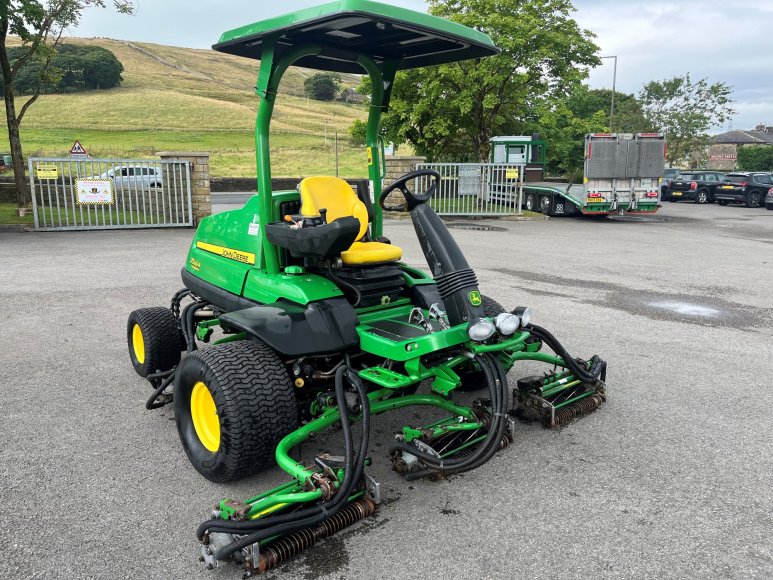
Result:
[299, 176, 402, 265]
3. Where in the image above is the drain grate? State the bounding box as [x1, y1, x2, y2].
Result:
[447, 223, 507, 232]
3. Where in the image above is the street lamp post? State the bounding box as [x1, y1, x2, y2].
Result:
[600, 55, 617, 132]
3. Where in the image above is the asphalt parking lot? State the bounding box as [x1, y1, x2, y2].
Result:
[2, 201, 772, 580]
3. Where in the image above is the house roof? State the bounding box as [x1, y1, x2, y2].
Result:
[711, 130, 773, 145]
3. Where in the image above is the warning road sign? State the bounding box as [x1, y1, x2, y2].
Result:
[69, 140, 89, 158]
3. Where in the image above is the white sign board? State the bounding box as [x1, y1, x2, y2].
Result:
[76, 179, 113, 205]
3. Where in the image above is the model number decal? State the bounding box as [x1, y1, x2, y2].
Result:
[196, 241, 255, 265]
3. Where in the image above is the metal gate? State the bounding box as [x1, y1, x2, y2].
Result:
[416, 163, 525, 216]
[28, 157, 193, 231]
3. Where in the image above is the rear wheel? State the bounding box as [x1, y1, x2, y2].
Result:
[174, 340, 298, 483]
[459, 295, 506, 392]
[695, 190, 708, 204]
[127, 307, 181, 378]
[539, 195, 553, 215]
[746, 191, 761, 208]
[525, 193, 536, 212]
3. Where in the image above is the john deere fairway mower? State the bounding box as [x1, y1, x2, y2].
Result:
[127, 1, 607, 575]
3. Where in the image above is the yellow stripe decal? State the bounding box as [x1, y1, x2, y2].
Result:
[196, 241, 255, 265]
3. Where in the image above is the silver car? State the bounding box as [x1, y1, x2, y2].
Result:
[99, 165, 163, 190]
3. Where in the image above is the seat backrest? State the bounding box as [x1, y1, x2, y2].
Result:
[299, 176, 369, 241]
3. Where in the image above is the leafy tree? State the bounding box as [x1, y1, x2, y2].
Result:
[0, 43, 123, 93]
[639, 74, 735, 166]
[1, 0, 134, 209]
[348, 119, 367, 146]
[303, 72, 342, 101]
[531, 102, 608, 177]
[365, 0, 600, 162]
[567, 86, 650, 134]
[737, 145, 773, 171]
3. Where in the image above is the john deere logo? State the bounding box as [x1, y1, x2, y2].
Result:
[469, 290, 482, 306]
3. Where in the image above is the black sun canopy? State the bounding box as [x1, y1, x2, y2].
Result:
[213, 0, 500, 73]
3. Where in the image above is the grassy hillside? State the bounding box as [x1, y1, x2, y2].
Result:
[2, 37, 371, 178]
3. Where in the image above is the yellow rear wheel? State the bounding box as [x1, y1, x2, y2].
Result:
[191, 381, 220, 452]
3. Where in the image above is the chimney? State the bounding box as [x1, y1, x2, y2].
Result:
[753, 122, 766, 131]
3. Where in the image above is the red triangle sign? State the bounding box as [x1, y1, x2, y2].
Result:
[69, 140, 88, 156]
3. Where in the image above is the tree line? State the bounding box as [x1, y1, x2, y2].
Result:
[0, 43, 124, 93]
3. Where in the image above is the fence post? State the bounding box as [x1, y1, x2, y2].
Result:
[157, 151, 210, 224]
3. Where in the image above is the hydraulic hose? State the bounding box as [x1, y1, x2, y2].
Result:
[199, 365, 371, 561]
[391, 353, 509, 478]
[527, 324, 606, 383]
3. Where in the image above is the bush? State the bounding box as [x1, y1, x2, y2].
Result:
[303, 72, 342, 101]
[737, 145, 773, 171]
[349, 119, 367, 146]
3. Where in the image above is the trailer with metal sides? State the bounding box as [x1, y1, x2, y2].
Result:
[491, 133, 667, 217]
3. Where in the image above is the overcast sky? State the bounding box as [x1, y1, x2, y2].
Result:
[70, 0, 772, 131]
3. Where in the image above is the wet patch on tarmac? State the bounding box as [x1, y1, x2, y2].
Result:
[494, 269, 773, 331]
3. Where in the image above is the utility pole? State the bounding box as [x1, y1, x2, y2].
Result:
[600, 55, 618, 132]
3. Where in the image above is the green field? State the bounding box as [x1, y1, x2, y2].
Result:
[3, 37, 371, 178]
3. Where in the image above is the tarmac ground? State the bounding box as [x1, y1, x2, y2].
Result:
[1, 200, 772, 579]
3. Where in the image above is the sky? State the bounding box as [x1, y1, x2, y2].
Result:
[70, 0, 773, 132]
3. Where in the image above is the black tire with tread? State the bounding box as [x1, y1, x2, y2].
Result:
[539, 194, 553, 215]
[525, 193, 536, 212]
[458, 295, 506, 392]
[127, 307, 181, 378]
[746, 191, 761, 208]
[174, 340, 298, 483]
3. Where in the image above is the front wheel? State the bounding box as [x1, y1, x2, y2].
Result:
[746, 191, 761, 208]
[174, 340, 298, 483]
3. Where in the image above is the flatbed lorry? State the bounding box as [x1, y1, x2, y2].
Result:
[490, 133, 667, 217]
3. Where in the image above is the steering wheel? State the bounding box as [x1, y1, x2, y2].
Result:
[379, 169, 441, 212]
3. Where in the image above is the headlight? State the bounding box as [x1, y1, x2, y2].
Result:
[513, 306, 532, 328]
[467, 318, 496, 341]
[494, 312, 520, 335]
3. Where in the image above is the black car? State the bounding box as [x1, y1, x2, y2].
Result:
[661, 167, 681, 196]
[765, 187, 773, 210]
[714, 172, 773, 207]
[666, 171, 726, 203]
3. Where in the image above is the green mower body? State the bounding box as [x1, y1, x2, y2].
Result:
[126, 2, 609, 576]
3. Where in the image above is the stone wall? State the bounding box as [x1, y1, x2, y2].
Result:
[383, 155, 426, 206]
[157, 152, 210, 223]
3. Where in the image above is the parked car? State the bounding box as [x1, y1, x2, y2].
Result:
[666, 170, 726, 204]
[661, 167, 681, 197]
[714, 172, 773, 207]
[98, 165, 163, 190]
[765, 187, 773, 210]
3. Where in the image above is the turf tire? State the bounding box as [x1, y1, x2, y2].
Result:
[174, 340, 298, 483]
[458, 295, 506, 392]
[127, 307, 182, 378]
